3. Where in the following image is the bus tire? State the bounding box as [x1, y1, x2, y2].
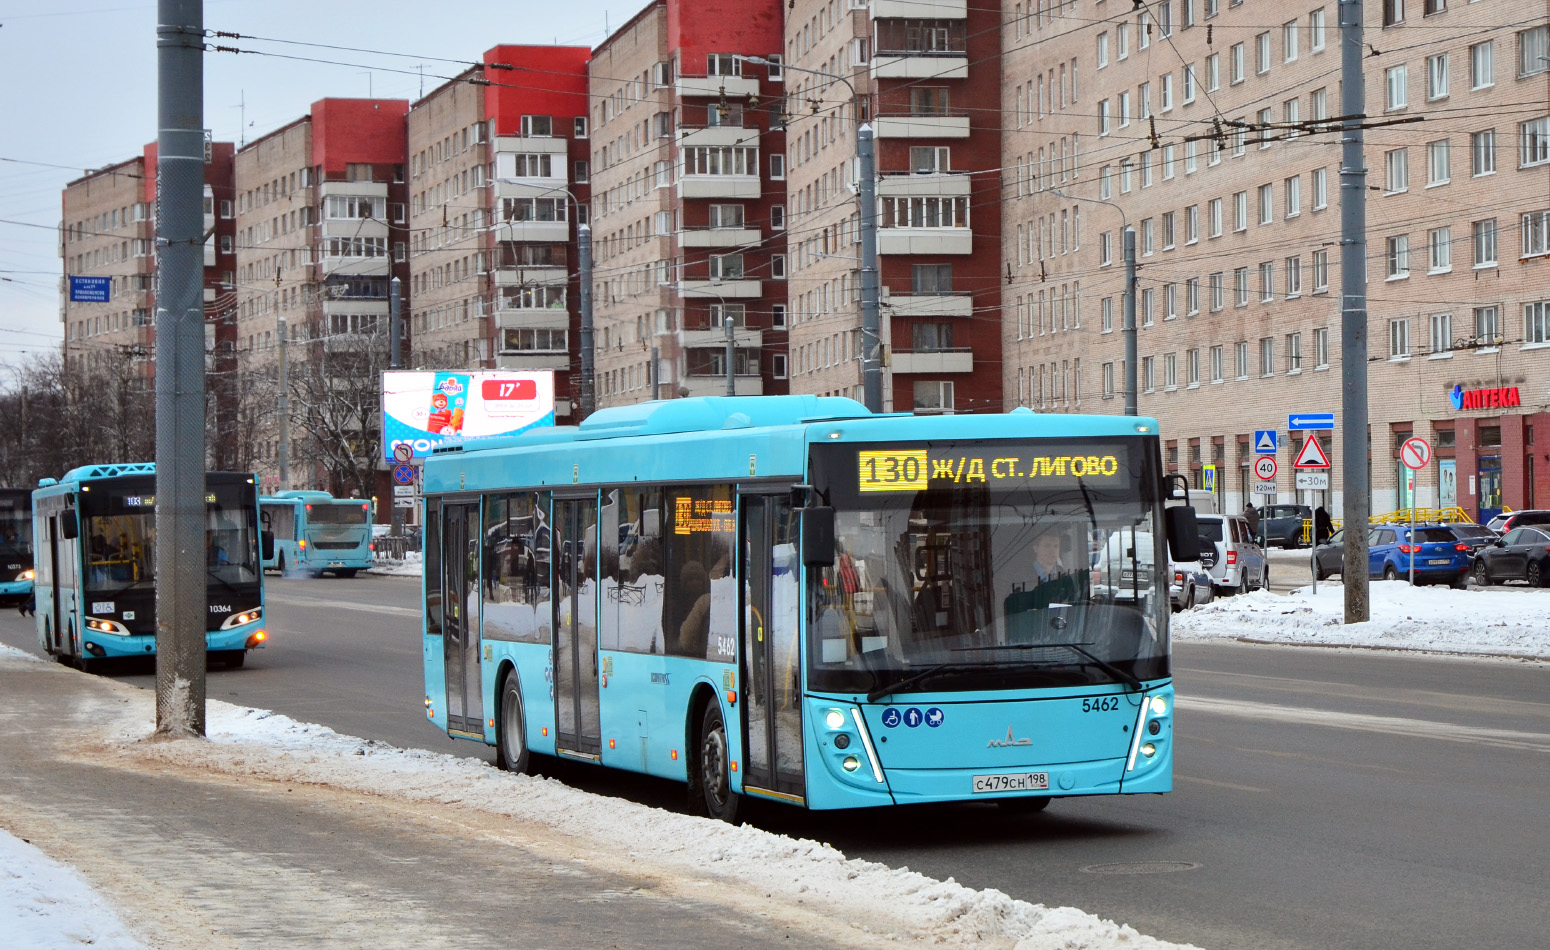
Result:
[996, 796, 1051, 814]
[276, 552, 286, 573]
[693, 702, 741, 824]
[335, 569, 358, 579]
[495, 668, 531, 775]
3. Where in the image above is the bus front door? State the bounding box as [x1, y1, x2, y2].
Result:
[740, 495, 805, 802]
[554, 495, 601, 759]
[441, 502, 483, 737]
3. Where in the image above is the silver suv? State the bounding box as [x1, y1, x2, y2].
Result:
[1195, 513, 1269, 594]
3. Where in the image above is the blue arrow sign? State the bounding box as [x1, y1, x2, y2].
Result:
[1288, 413, 1335, 430]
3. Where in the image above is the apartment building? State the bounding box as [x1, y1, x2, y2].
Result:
[784, 0, 1004, 413]
[407, 45, 591, 419]
[233, 98, 409, 491]
[59, 141, 239, 463]
[588, 0, 789, 405]
[1007, 0, 1550, 520]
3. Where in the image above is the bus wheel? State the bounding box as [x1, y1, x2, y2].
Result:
[694, 703, 741, 824]
[276, 553, 286, 573]
[996, 796, 1051, 814]
[334, 569, 357, 579]
[495, 669, 531, 774]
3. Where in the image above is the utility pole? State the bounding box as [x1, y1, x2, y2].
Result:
[858, 123, 882, 413]
[1338, 0, 1370, 623]
[1123, 227, 1138, 417]
[153, 0, 207, 738]
[724, 304, 736, 396]
[389, 275, 403, 370]
[577, 222, 595, 418]
[277, 312, 289, 490]
[651, 344, 660, 400]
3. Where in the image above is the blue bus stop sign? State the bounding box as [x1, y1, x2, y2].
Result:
[69, 276, 112, 303]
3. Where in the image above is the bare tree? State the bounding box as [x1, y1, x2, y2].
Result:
[287, 323, 392, 497]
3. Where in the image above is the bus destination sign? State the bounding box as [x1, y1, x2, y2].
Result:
[857, 446, 1128, 493]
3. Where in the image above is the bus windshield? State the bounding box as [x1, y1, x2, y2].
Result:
[807, 438, 1167, 694]
[0, 498, 31, 560]
[83, 481, 261, 594]
[304, 501, 370, 547]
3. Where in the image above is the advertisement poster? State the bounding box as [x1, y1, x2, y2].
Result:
[1439, 459, 1457, 510]
[382, 370, 555, 461]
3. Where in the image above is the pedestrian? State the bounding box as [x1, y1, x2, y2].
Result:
[1314, 505, 1333, 546]
[1242, 503, 1260, 540]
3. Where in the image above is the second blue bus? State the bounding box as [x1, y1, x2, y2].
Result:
[259, 490, 374, 577]
[0, 488, 35, 605]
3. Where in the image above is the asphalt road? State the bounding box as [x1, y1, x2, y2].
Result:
[2, 573, 1547, 950]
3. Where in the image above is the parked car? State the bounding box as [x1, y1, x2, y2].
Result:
[1486, 514, 1510, 533]
[1314, 529, 1345, 580]
[1195, 513, 1269, 594]
[1093, 531, 1208, 611]
[1472, 525, 1550, 587]
[1494, 510, 1550, 535]
[1258, 504, 1314, 548]
[1367, 524, 1472, 586]
[1445, 522, 1499, 556]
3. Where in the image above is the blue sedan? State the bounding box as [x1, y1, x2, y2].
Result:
[1367, 524, 1472, 587]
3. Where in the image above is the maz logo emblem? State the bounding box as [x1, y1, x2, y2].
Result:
[988, 726, 1033, 748]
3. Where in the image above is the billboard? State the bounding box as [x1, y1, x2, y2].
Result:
[382, 370, 555, 461]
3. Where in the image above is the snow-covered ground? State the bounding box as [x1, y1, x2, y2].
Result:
[1173, 580, 1550, 658]
[0, 826, 148, 950]
[370, 549, 422, 577]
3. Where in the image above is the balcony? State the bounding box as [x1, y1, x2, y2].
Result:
[681, 326, 764, 349]
[885, 292, 974, 318]
[678, 279, 762, 298]
[493, 266, 567, 286]
[890, 348, 974, 374]
[877, 229, 972, 255]
[496, 352, 570, 372]
[677, 126, 761, 149]
[679, 374, 764, 397]
[494, 307, 569, 331]
[491, 219, 570, 244]
[678, 227, 762, 248]
[493, 135, 570, 156]
[320, 254, 391, 277]
[873, 0, 966, 16]
[675, 75, 761, 99]
[878, 172, 971, 199]
[319, 180, 388, 200]
[873, 114, 972, 139]
[679, 175, 761, 200]
[872, 55, 968, 80]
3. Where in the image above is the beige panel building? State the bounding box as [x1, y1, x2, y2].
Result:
[1006, 0, 1550, 522]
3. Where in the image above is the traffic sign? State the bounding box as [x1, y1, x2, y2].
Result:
[1254, 455, 1278, 481]
[1400, 437, 1432, 470]
[1296, 471, 1331, 490]
[392, 463, 417, 486]
[1294, 434, 1330, 468]
[1253, 482, 1278, 495]
[392, 498, 415, 509]
[1253, 430, 1278, 454]
[1288, 412, 1335, 430]
[393, 442, 414, 463]
[392, 485, 416, 497]
[68, 275, 112, 303]
[1202, 463, 1217, 494]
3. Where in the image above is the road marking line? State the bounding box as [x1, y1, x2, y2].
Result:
[1175, 775, 1268, 793]
[269, 598, 420, 617]
[1181, 696, 1550, 752]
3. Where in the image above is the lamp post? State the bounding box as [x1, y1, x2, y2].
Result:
[736, 55, 882, 412]
[492, 180, 592, 416]
[661, 281, 736, 397]
[1047, 187, 1136, 415]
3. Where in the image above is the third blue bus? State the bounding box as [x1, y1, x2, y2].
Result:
[259, 490, 374, 577]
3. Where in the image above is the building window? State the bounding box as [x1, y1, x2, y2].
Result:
[1258, 261, 1274, 301]
[770, 205, 786, 230]
[1187, 348, 1200, 386]
[912, 264, 953, 295]
[1430, 312, 1453, 355]
[772, 353, 787, 379]
[1387, 235, 1410, 278]
[1287, 332, 1302, 372]
[1385, 148, 1410, 193]
[1310, 8, 1326, 51]
[771, 304, 787, 327]
[1164, 352, 1178, 390]
[1186, 277, 1200, 314]
[1208, 198, 1223, 237]
[1209, 272, 1224, 311]
[913, 381, 954, 413]
[1427, 54, 1449, 100]
[1102, 362, 1115, 398]
[1471, 41, 1494, 89]
[707, 54, 741, 76]
[1234, 267, 1249, 306]
[1385, 65, 1407, 111]
[1525, 301, 1550, 344]
[1231, 42, 1245, 84]
[1258, 183, 1273, 224]
[1518, 25, 1550, 78]
[709, 253, 745, 279]
[1312, 167, 1328, 209]
[1429, 227, 1452, 272]
[879, 196, 969, 228]
[1521, 117, 1550, 168]
[1472, 130, 1497, 175]
[1314, 327, 1330, 368]
[1285, 256, 1302, 296]
[770, 154, 785, 180]
[1524, 209, 1550, 258]
[1474, 305, 1500, 345]
[1473, 218, 1498, 266]
[1384, 0, 1404, 26]
[1283, 19, 1299, 61]
[1389, 318, 1411, 358]
[1101, 296, 1114, 332]
[520, 115, 553, 137]
[770, 254, 787, 279]
[908, 87, 950, 115]
[765, 54, 783, 80]
[1235, 341, 1249, 379]
[1285, 175, 1302, 217]
[1256, 31, 1271, 74]
[1427, 140, 1450, 185]
[1142, 356, 1156, 393]
[683, 146, 759, 176]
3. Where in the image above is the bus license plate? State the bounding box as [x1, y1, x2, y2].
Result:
[972, 771, 1049, 793]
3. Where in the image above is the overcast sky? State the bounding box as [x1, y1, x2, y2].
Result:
[0, 0, 626, 369]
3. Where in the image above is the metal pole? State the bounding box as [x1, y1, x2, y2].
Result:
[1408, 488, 1416, 585]
[277, 313, 289, 490]
[1338, 0, 1370, 623]
[724, 305, 736, 397]
[577, 222, 595, 418]
[153, 0, 207, 738]
[858, 123, 882, 413]
[651, 344, 659, 400]
[389, 275, 403, 370]
[1123, 227, 1138, 417]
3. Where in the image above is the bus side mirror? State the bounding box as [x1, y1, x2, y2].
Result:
[1166, 505, 1201, 562]
[60, 509, 79, 541]
[261, 530, 275, 562]
[801, 506, 835, 567]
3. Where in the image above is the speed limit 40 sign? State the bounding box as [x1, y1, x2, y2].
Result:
[1254, 455, 1278, 480]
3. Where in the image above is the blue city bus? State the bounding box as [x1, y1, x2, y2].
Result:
[0, 489, 35, 605]
[259, 490, 373, 577]
[32, 463, 267, 670]
[419, 396, 1197, 820]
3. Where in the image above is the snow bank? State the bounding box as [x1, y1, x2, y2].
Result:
[0, 829, 148, 950]
[100, 692, 1197, 950]
[371, 550, 422, 577]
[1173, 581, 1550, 658]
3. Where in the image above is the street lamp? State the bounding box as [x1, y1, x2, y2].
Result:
[492, 180, 593, 416]
[735, 54, 883, 413]
[661, 281, 737, 397]
[1048, 186, 1137, 416]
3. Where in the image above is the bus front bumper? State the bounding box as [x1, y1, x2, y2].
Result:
[0, 579, 33, 599]
[81, 621, 267, 659]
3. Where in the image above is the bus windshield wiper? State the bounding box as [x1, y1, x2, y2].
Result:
[866, 663, 980, 703]
[951, 642, 1142, 691]
[206, 566, 240, 592]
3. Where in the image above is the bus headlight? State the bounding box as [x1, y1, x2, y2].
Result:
[220, 608, 263, 630]
[842, 755, 861, 772]
[16, 569, 34, 582]
[84, 617, 130, 636]
[824, 709, 846, 730]
[1149, 696, 1167, 716]
[1141, 743, 1157, 758]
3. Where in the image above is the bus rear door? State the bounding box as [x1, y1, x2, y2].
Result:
[441, 502, 483, 737]
[554, 494, 601, 759]
[740, 494, 805, 802]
